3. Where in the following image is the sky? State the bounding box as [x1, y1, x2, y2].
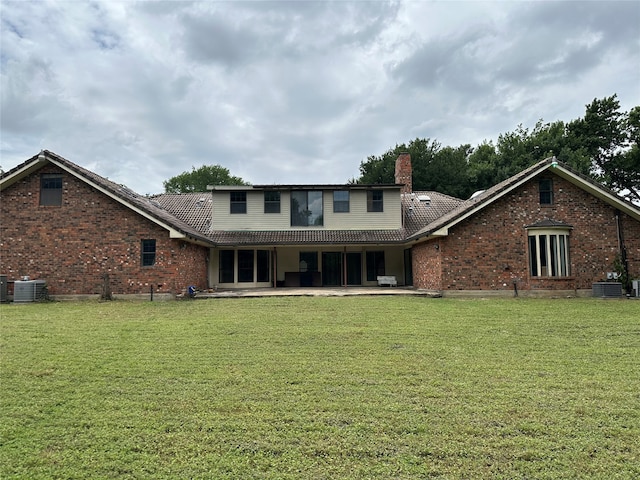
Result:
[1, 1, 639, 195]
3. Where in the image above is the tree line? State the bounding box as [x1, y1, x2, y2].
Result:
[163, 94, 638, 203]
[354, 95, 639, 203]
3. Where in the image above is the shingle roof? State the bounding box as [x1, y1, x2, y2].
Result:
[150, 193, 212, 234]
[1, 150, 214, 245]
[6, 152, 636, 249]
[207, 229, 407, 246]
[402, 191, 465, 236]
[408, 159, 552, 240]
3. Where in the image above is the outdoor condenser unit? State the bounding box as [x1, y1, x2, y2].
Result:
[591, 282, 622, 298]
[13, 280, 47, 303]
[633, 280, 640, 298]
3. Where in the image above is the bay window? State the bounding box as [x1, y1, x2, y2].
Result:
[528, 228, 570, 277]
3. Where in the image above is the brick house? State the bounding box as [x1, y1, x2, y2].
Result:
[405, 160, 640, 296]
[1, 150, 639, 298]
[0, 151, 211, 299]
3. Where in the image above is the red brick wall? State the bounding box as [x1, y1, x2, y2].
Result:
[412, 172, 640, 292]
[0, 165, 210, 296]
[412, 241, 441, 290]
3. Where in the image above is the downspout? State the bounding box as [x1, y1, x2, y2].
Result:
[615, 211, 631, 293]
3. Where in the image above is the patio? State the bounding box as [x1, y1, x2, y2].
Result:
[193, 286, 442, 299]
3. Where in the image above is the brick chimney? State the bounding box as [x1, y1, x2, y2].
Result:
[394, 153, 412, 195]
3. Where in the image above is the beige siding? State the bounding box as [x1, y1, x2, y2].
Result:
[212, 190, 291, 230]
[212, 188, 402, 231]
[324, 190, 401, 229]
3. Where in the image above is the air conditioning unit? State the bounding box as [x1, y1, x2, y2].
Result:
[632, 280, 640, 298]
[14, 280, 47, 303]
[591, 282, 622, 298]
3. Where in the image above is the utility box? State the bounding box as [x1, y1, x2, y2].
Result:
[14, 280, 47, 303]
[0, 275, 7, 303]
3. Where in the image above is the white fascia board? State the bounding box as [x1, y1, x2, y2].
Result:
[0, 162, 41, 189]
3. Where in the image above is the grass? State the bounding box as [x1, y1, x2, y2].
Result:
[1, 297, 639, 479]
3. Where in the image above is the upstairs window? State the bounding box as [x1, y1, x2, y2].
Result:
[230, 192, 247, 214]
[539, 178, 553, 205]
[264, 191, 281, 213]
[40, 174, 63, 206]
[141, 239, 156, 267]
[333, 190, 350, 213]
[367, 190, 383, 212]
[528, 229, 570, 277]
[291, 191, 323, 226]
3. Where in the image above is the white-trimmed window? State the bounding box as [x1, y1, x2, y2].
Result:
[527, 227, 570, 277]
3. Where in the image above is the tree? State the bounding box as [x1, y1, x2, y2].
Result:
[163, 165, 249, 193]
[354, 94, 639, 202]
[355, 138, 472, 198]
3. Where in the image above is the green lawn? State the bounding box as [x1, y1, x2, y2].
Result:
[1, 297, 638, 479]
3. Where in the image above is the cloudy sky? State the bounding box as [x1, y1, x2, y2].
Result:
[1, 1, 639, 195]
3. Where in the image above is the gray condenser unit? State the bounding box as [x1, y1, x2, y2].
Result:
[591, 281, 622, 298]
[13, 280, 47, 303]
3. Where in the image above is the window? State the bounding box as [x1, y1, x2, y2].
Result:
[291, 191, 323, 226]
[40, 174, 63, 206]
[219, 250, 235, 283]
[264, 191, 280, 213]
[539, 179, 553, 205]
[366, 251, 385, 281]
[257, 250, 271, 282]
[528, 230, 570, 277]
[367, 190, 383, 212]
[141, 239, 156, 266]
[299, 252, 318, 272]
[238, 250, 254, 282]
[230, 192, 247, 214]
[333, 190, 350, 212]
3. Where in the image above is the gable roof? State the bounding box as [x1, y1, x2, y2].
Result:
[0, 150, 214, 246]
[407, 157, 640, 242]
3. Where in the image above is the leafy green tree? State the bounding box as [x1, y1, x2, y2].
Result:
[355, 138, 472, 198]
[354, 94, 638, 202]
[467, 141, 498, 192]
[163, 165, 249, 193]
[566, 95, 639, 202]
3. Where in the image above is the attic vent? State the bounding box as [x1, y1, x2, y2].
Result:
[195, 198, 206, 208]
[470, 190, 485, 200]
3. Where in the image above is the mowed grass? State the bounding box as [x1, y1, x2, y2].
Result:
[1, 297, 638, 479]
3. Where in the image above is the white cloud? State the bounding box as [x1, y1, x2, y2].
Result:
[1, 0, 638, 194]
